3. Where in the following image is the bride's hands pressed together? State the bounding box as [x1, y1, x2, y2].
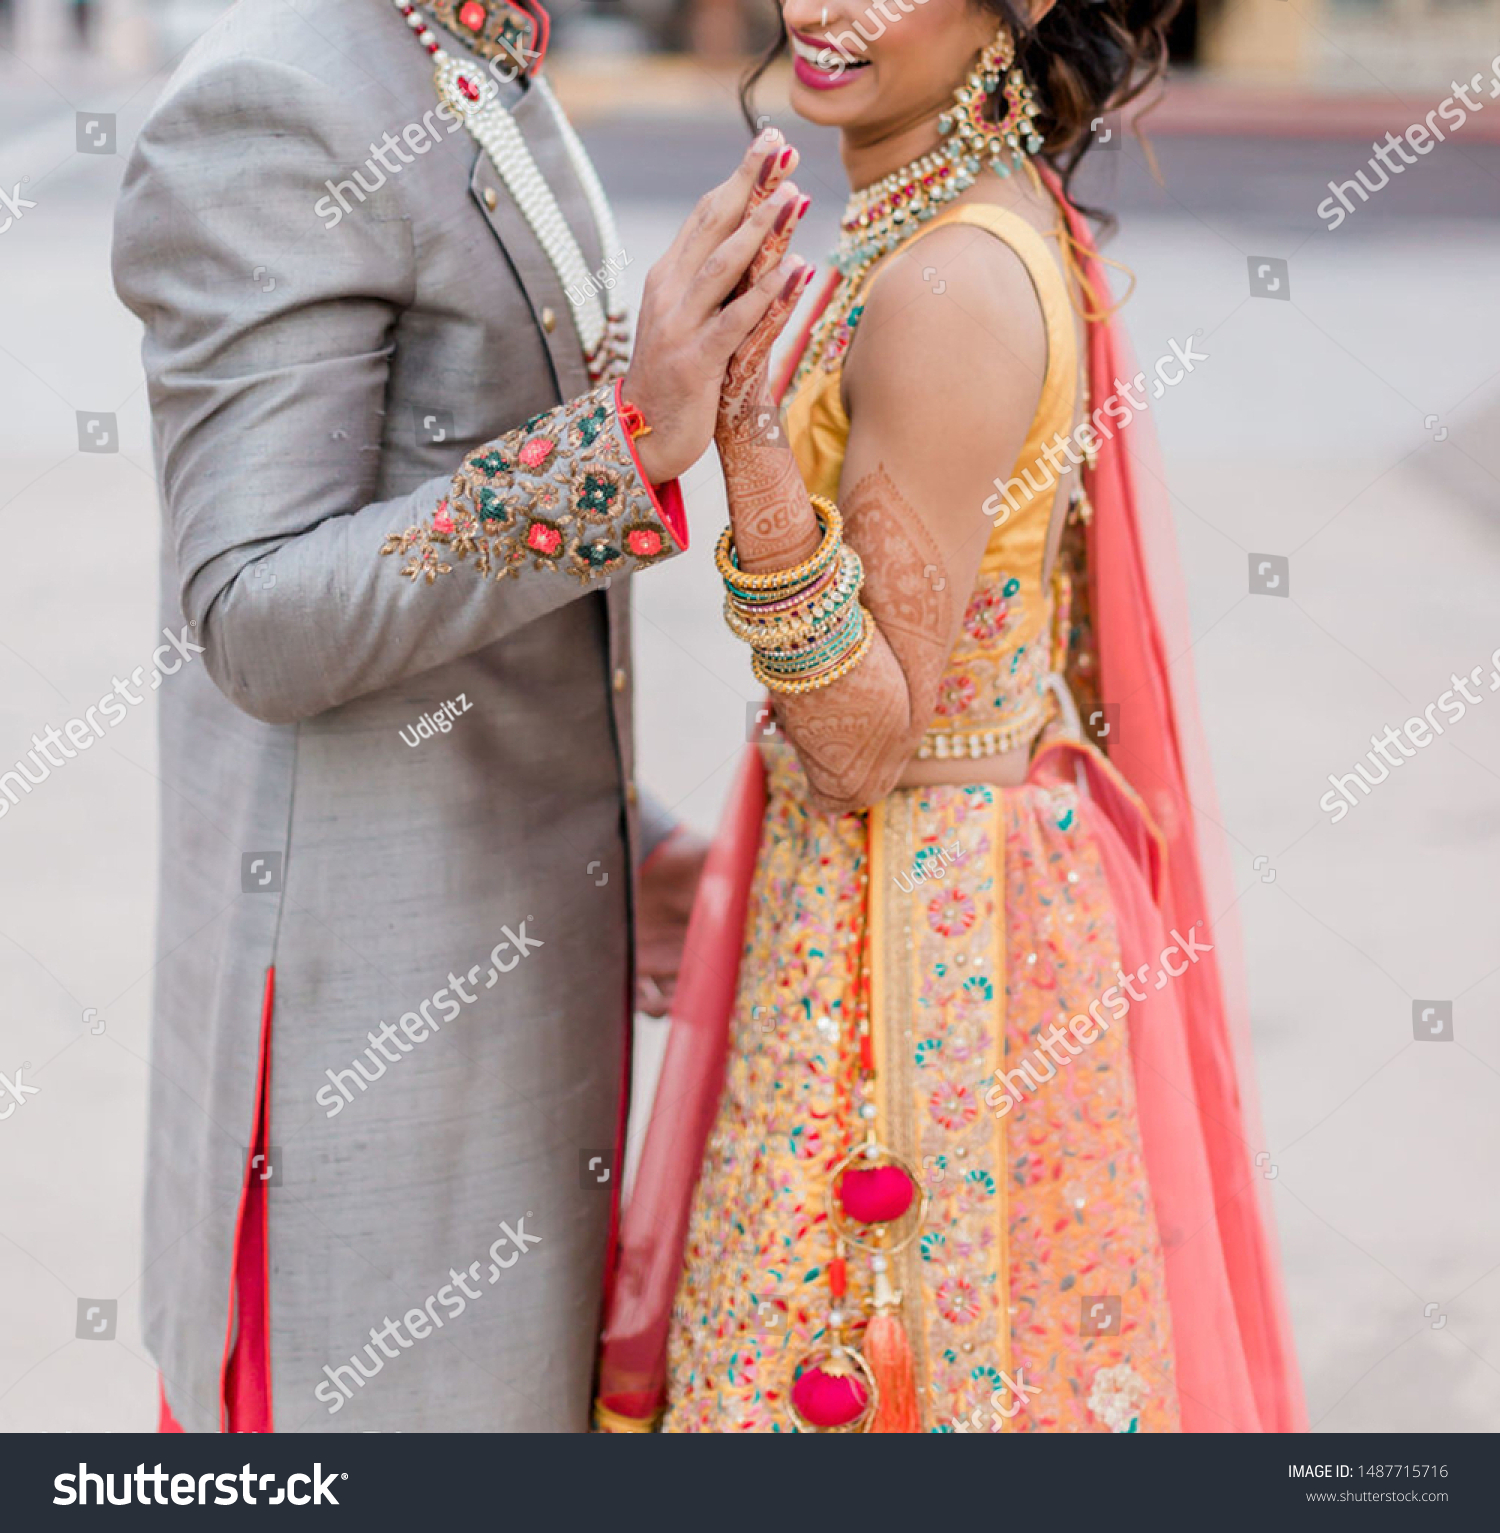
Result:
[622, 129, 810, 486]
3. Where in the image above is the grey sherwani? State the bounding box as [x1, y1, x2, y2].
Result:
[112, 0, 683, 1432]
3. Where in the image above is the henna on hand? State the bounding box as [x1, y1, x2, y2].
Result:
[767, 465, 957, 812]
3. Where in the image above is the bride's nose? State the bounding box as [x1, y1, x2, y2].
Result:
[784, 2, 840, 35]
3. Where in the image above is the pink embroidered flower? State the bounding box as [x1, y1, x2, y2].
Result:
[928, 1079, 979, 1132]
[626, 527, 663, 558]
[962, 585, 1012, 642]
[927, 887, 976, 938]
[526, 521, 562, 555]
[935, 1275, 982, 1326]
[518, 435, 556, 469]
[933, 674, 977, 718]
[431, 499, 454, 535]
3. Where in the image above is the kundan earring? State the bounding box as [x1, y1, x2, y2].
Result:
[938, 26, 1045, 179]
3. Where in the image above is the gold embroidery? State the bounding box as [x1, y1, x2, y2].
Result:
[380, 385, 674, 588]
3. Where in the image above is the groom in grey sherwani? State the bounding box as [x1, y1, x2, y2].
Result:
[113, 0, 798, 1431]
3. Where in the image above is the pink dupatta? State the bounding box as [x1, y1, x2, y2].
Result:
[596, 179, 1305, 1432]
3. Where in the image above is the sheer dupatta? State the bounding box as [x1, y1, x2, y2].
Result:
[595, 181, 1304, 1432]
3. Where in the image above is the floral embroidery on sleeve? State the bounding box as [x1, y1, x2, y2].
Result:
[381, 383, 676, 587]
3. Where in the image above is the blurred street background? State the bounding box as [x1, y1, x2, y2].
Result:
[2, 0, 1499, 1433]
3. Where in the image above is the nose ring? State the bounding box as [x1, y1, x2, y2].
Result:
[820, 7, 829, 25]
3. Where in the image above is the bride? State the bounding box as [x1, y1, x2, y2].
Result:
[599, 0, 1306, 1433]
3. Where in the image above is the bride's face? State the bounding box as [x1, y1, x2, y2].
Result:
[779, 0, 998, 134]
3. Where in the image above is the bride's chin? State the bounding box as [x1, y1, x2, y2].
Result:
[787, 79, 879, 129]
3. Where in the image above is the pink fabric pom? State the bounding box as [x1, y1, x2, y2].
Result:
[838, 1165, 914, 1224]
[791, 1364, 868, 1429]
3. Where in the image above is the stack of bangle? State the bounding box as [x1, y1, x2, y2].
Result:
[716, 496, 874, 695]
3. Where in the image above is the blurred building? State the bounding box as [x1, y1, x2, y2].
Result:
[1202, 0, 1500, 87]
[4, 0, 1495, 93]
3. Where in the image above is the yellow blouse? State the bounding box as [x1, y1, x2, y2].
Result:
[784, 202, 1079, 760]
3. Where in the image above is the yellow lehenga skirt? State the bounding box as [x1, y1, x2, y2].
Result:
[661, 745, 1180, 1433]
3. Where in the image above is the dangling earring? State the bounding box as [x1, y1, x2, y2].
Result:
[938, 28, 1044, 179]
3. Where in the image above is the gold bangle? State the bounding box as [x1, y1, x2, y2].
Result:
[715, 495, 843, 594]
[592, 1399, 659, 1433]
[724, 557, 863, 649]
[753, 605, 874, 694]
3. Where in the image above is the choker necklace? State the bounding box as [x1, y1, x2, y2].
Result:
[835, 28, 1041, 275]
[392, 0, 629, 382]
[789, 29, 1040, 397]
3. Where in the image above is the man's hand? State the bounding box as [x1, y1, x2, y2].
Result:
[635, 827, 710, 1018]
[622, 129, 808, 486]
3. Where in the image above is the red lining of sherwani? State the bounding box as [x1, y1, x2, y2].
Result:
[523, 0, 550, 73]
[162, 966, 276, 1433]
[612, 379, 688, 550]
[220, 964, 276, 1431]
[160, 967, 276, 1432]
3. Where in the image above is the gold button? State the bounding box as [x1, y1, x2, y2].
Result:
[625, 783, 639, 807]
[612, 668, 627, 693]
[541, 306, 557, 333]
[482, 187, 498, 211]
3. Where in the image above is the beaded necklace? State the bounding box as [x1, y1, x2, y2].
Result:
[391, 0, 630, 382]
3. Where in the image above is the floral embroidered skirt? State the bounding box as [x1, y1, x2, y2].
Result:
[661, 747, 1180, 1432]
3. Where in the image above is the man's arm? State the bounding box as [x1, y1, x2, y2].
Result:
[113, 56, 797, 725]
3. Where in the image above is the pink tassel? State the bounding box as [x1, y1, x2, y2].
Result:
[864, 1310, 921, 1432]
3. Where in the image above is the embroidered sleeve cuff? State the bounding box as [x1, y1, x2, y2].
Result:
[381, 382, 685, 587]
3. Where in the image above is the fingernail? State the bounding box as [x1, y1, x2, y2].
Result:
[778, 146, 795, 169]
[796, 195, 811, 221]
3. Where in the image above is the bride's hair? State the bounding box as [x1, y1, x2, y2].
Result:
[741, 0, 1182, 211]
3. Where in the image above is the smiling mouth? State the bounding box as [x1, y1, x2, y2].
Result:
[790, 30, 872, 74]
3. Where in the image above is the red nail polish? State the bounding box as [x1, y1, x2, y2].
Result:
[796, 195, 811, 221]
[778, 146, 795, 169]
